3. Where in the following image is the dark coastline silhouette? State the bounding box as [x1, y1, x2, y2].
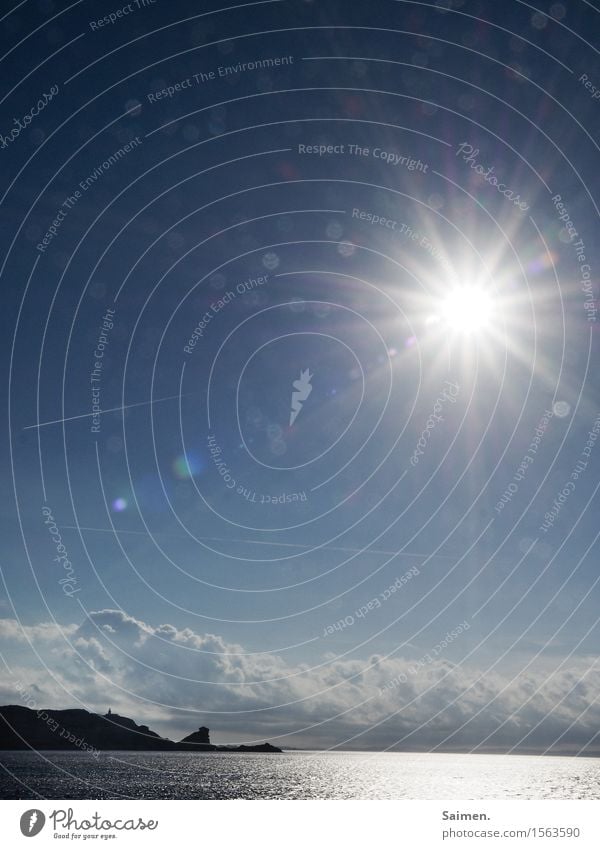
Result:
[0, 705, 282, 753]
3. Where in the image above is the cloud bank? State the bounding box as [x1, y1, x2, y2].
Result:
[1, 610, 599, 753]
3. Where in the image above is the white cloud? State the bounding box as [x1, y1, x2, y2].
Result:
[0, 618, 77, 643]
[1, 611, 599, 751]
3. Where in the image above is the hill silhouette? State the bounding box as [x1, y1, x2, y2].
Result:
[0, 705, 281, 753]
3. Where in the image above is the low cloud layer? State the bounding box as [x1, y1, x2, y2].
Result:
[1, 610, 599, 753]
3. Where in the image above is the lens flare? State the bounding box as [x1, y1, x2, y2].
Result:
[441, 287, 494, 333]
[173, 452, 205, 479]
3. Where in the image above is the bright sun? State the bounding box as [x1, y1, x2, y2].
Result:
[441, 286, 494, 333]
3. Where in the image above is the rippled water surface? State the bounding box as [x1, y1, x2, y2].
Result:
[1, 751, 599, 799]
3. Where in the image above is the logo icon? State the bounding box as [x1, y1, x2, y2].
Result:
[289, 368, 313, 426]
[20, 810, 45, 837]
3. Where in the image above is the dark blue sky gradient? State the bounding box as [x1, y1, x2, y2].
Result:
[0, 0, 599, 751]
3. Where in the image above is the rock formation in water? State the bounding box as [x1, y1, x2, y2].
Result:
[180, 726, 212, 747]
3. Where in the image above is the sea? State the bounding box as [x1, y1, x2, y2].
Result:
[1, 751, 599, 799]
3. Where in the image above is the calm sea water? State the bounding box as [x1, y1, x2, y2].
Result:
[1, 751, 599, 800]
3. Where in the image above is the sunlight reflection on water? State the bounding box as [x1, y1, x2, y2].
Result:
[1, 751, 599, 800]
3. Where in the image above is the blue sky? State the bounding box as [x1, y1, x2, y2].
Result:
[1, 0, 599, 752]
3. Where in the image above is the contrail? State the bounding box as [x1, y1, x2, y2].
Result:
[61, 526, 457, 560]
[23, 394, 188, 430]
